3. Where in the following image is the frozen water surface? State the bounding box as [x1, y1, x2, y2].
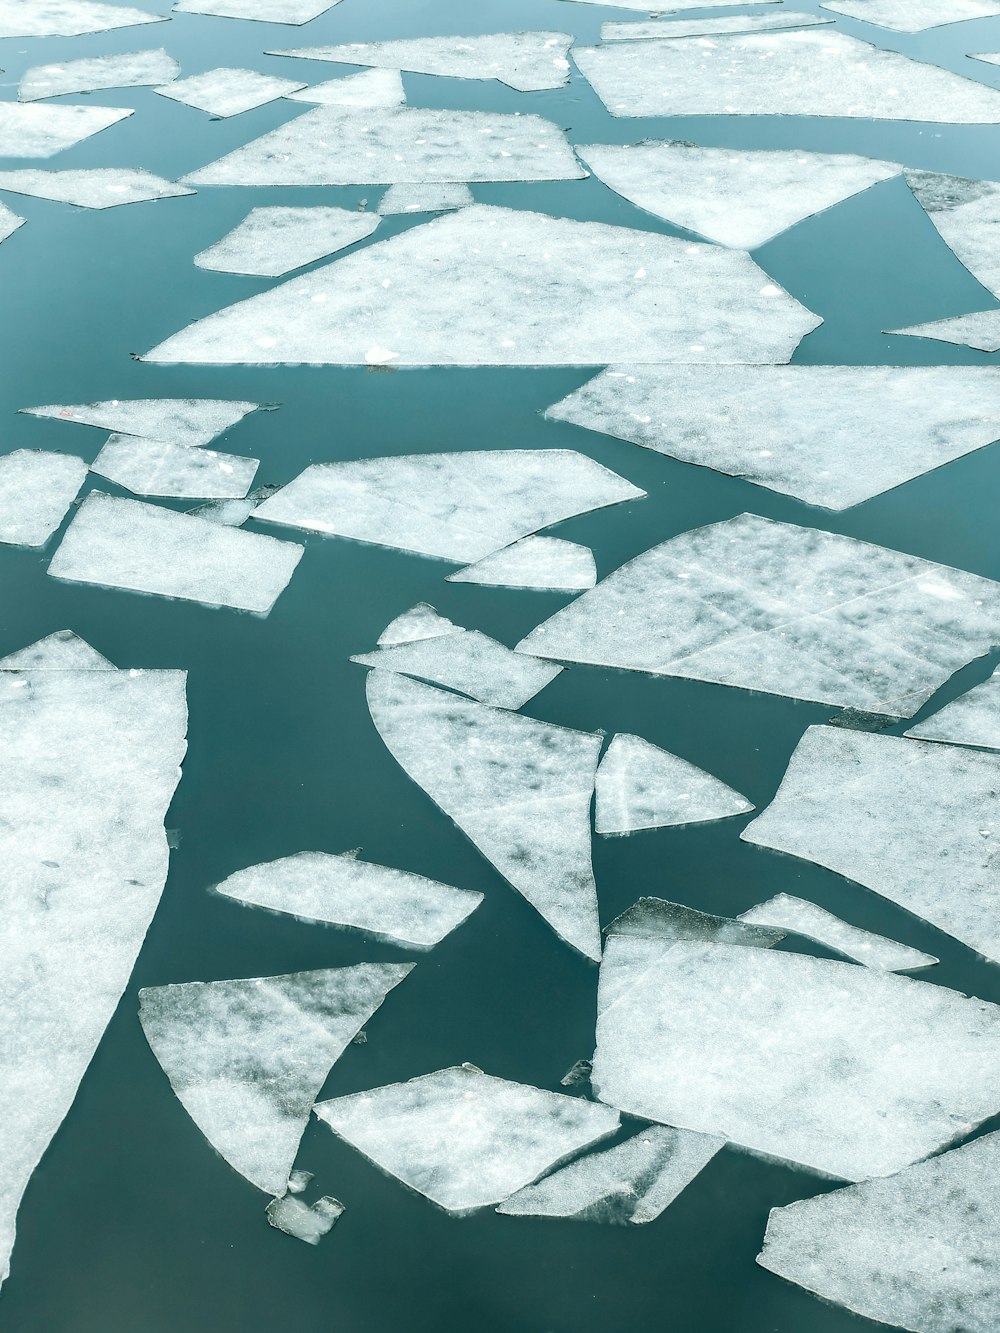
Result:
[378, 183, 473, 216]
[172, 0, 341, 22]
[286, 68, 405, 108]
[602, 14, 830, 39]
[314, 1065, 620, 1213]
[905, 169, 1000, 300]
[195, 207, 379, 277]
[19, 49, 179, 102]
[888, 309, 1000, 350]
[378, 603, 457, 645]
[905, 666, 1000, 750]
[91, 436, 259, 499]
[448, 537, 596, 591]
[23, 398, 260, 446]
[595, 732, 753, 835]
[0, 630, 114, 671]
[156, 69, 307, 118]
[266, 1195, 344, 1245]
[0, 0, 164, 38]
[0, 449, 86, 547]
[139, 965, 413, 1196]
[739, 893, 938, 971]
[561, 0, 782, 9]
[0, 169, 193, 209]
[0, 202, 24, 244]
[821, 0, 1000, 30]
[0, 104, 132, 159]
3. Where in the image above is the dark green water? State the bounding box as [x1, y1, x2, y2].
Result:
[1, 1, 999, 1329]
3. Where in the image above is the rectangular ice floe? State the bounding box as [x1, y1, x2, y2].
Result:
[19, 49, 179, 102]
[0, 0, 165, 37]
[602, 14, 830, 39]
[266, 1195, 343, 1245]
[516, 514, 1000, 716]
[0, 450, 86, 547]
[173, 0, 341, 21]
[377, 183, 473, 216]
[23, 399, 260, 446]
[905, 666, 1000, 751]
[0, 104, 132, 159]
[156, 68, 307, 118]
[48, 493, 303, 614]
[0, 170, 193, 210]
[742, 726, 1000, 964]
[91, 436, 259, 499]
[821, 0, 1000, 30]
[195, 207, 379, 277]
[739, 894, 937, 971]
[447, 537, 596, 591]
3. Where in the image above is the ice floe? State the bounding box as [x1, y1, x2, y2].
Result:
[266, 1194, 343, 1244]
[447, 537, 596, 592]
[601, 14, 830, 39]
[821, 0, 1000, 30]
[139, 965, 413, 1195]
[739, 894, 938, 971]
[215, 850, 483, 949]
[195, 206, 379, 277]
[91, 436, 259, 499]
[516, 514, 1000, 716]
[595, 733, 753, 836]
[377, 183, 473, 216]
[48, 493, 303, 614]
[905, 666, 1000, 751]
[286, 68, 405, 108]
[0, 0, 164, 38]
[0, 169, 193, 210]
[497, 1126, 723, 1225]
[546, 365, 1000, 511]
[0, 202, 24, 244]
[972, 51, 1000, 66]
[314, 1065, 620, 1212]
[743, 726, 1000, 963]
[572, 30, 1000, 122]
[172, 0, 342, 22]
[888, 309, 1000, 351]
[144, 206, 820, 366]
[188, 486, 275, 527]
[0, 450, 86, 547]
[19, 49, 179, 102]
[0, 630, 114, 671]
[0, 104, 132, 159]
[156, 68, 307, 118]
[367, 671, 603, 960]
[378, 603, 457, 646]
[561, 0, 783, 8]
[905, 169, 1000, 300]
[23, 398, 260, 447]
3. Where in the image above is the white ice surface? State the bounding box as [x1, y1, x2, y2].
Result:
[0, 630, 114, 671]
[266, 1194, 343, 1244]
[821, 0, 1000, 30]
[23, 399, 259, 447]
[156, 68, 307, 117]
[906, 666, 1000, 751]
[601, 14, 830, 39]
[447, 537, 596, 591]
[0, 202, 24, 244]
[378, 183, 473, 216]
[19, 49, 179, 102]
[0, 450, 86, 547]
[905, 169, 1000, 300]
[739, 893, 938, 971]
[888, 309, 1000, 351]
[595, 732, 753, 835]
[91, 436, 258, 499]
[0, 1, 164, 38]
[196, 207, 379, 276]
[286, 68, 405, 108]
[378, 603, 458, 646]
[0, 169, 193, 209]
[173, 0, 341, 22]
[0, 104, 132, 158]
[560, 0, 782, 8]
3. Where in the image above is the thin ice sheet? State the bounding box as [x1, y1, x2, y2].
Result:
[905, 666, 1000, 751]
[601, 14, 830, 39]
[19, 49, 179, 102]
[0, 450, 87, 547]
[23, 399, 260, 446]
[91, 436, 259, 499]
[0, 104, 132, 159]
[0, 0, 164, 38]
[156, 68, 307, 118]
[905, 169, 1000, 301]
[739, 894, 938, 971]
[287, 68, 405, 108]
[821, 0, 1000, 30]
[0, 169, 193, 209]
[172, 0, 342, 22]
[447, 537, 596, 591]
[595, 732, 753, 835]
[195, 207, 379, 277]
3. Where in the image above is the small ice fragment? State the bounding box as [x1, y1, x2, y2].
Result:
[0, 450, 87, 547]
[739, 894, 938, 971]
[0, 630, 114, 672]
[0, 0, 164, 38]
[595, 733, 753, 835]
[286, 69, 405, 109]
[156, 68, 307, 118]
[821, 0, 1000, 31]
[172, 0, 341, 21]
[971, 51, 1000, 66]
[0, 202, 24, 245]
[601, 14, 830, 40]
[0, 169, 193, 210]
[559, 0, 783, 8]
[22, 399, 260, 448]
[378, 604, 458, 646]
[561, 1060, 592, 1087]
[447, 537, 596, 592]
[905, 666, 1000, 751]
[91, 437, 258, 500]
[286, 1169, 313, 1194]
[189, 486, 277, 527]
[887, 309, 1000, 351]
[0, 104, 132, 159]
[266, 1194, 344, 1245]
[904, 169, 1000, 300]
[196, 207, 379, 277]
[19, 49, 179, 102]
[378, 183, 474, 217]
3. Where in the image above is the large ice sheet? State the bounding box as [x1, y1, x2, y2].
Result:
[215, 850, 483, 949]
[368, 672, 603, 960]
[196, 207, 379, 277]
[0, 630, 114, 671]
[739, 894, 938, 971]
[286, 68, 405, 108]
[0, 169, 193, 209]
[0, 202, 24, 245]
[315, 1065, 620, 1212]
[266, 1194, 343, 1244]
[19, 49, 179, 102]
[144, 206, 820, 366]
[156, 68, 306, 118]
[742, 726, 1000, 963]
[577, 144, 898, 250]
[253, 450, 642, 562]
[602, 14, 830, 39]
[572, 30, 1000, 122]
[0, 661, 187, 1290]
[269, 33, 573, 93]
[48, 493, 303, 614]
[821, 0, 1000, 30]
[595, 732, 753, 835]
[173, 0, 341, 22]
[447, 537, 596, 591]
[0, 1, 164, 38]
[23, 399, 260, 447]
[91, 436, 258, 499]
[139, 965, 412, 1196]
[546, 365, 1000, 511]
[516, 514, 1000, 716]
[497, 1126, 723, 1224]
[905, 169, 1000, 300]
[378, 183, 473, 216]
[0, 104, 132, 159]
[906, 666, 1000, 751]
[888, 309, 1000, 351]
[0, 450, 86, 547]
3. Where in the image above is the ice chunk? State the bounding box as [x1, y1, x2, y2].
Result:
[602, 14, 831, 39]
[253, 450, 642, 563]
[144, 206, 820, 366]
[0, 104, 132, 159]
[739, 894, 938, 971]
[0, 169, 193, 210]
[173, 0, 341, 22]
[497, 1125, 723, 1225]
[266, 1194, 343, 1244]
[577, 144, 898, 250]
[156, 68, 307, 118]
[561, 1059, 592, 1087]
[546, 364, 1000, 511]
[0, 662, 187, 1290]
[23, 399, 260, 447]
[215, 850, 483, 950]
[743, 725, 1000, 963]
[905, 169, 1000, 300]
[139, 965, 412, 1195]
[561, 0, 782, 8]
[378, 603, 458, 646]
[19, 49, 179, 102]
[0, 0, 164, 38]
[91, 436, 259, 500]
[516, 514, 1000, 716]
[972, 51, 1000, 66]
[314, 1065, 620, 1212]
[286, 1168, 312, 1194]
[48, 493, 303, 614]
[196, 207, 379, 277]
[287, 68, 405, 108]
[0, 202, 24, 245]
[378, 183, 473, 216]
[573, 30, 1000, 122]
[888, 309, 1000, 351]
[821, 0, 1000, 30]
[0, 450, 87, 547]
[269, 32, 574, 93]
[0, 630, 114, 671]
[189, 486, 276, 527]
[906, 666, 1000, 751]
[368, 672, 603, 960]
[595, 733, 753, 836]
[447, 537, 596, 592]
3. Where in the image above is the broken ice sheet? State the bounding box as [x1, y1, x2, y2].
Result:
[172, 0, 340, 20]
[739, 894, 938, 972]
[23, 399, 260, 447]
[516, 513, 1000, 716]
[546, 365, 1000, 511]
[368, 671, 603, 960]
[19, 49, 179, 103]
[572, 30, 1000, 122]
[156, 69, 307, 118]
[144, 206, 820, 366]
[378, 603, 457, 646]
[269, 32, 574, 93]
[253, 450, 642, 563]
[497, 1125, 723, 1225]
[759, 1131, 1000, 1333]
[0, 661, 187, 1290]
[888, 309, 1000, 351]
[91, 436, 259, 500]
[905, 666, 1000, 751]
[0, 169, 193, 210]
[595, 732, 753, 836]
[972, 52, 1000, 66]
[314, 1065, 620, 1213]
[0, 0, 164, 38]
[905, 169, 1000, 301]
[214, 850, 483, 950]
[576, 143, 898, 250]
[561, 0, 782, 8]
[48, 493, 303, 614]
[447, 537, 596, 592]
[266, 1194, 343, 1245]
[139, 965, 412, 1195]
[0, 202, 24, 245]
[602, 14, 831, 39]
[195, 207, 379, 278]
[0, 630, 114, 671]
[287, 68, 405, 108]
[189, 486, 277, 527]
[742, 725, 1000, 963]
[0, 104, 132, 159]
[821, 0, 1000, 30]
[377, 183, 473, 216]
[0, 450, 87, 547]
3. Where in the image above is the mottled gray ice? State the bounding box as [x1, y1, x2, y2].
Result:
[905, 169, 1000, 300]
[23, 398, 259, 447]
[821, 0, 1000, 30]
[314, 1065, 620, 1213]
[156, 68, 307, 118]
[0, 169, 193, 209]
[906, 666, 1000, 751]
[0, 202, 24, 245]
[173, 0, 341, 22]
[595, 733, 753, 835]
[19, 49, 179, 102]
[377, 183, 473, 216]
[286, 68, 405, 108]
[0, 104, 132, 159]
[91, 436, 259, 499]
[0, 450, 86, 547]
[188, 487, 276, 527]
[888, 309, 1000, 351]
[378, 603, 457, 645]
[266, 1194, 343, 1244]
[0, 630, 114, 672]
[447, 537, 596, 592]
[739, 894, 938, 971]
[0, 0, 164, 38]
[196, 207, 379, 277]
[601, 14, 830, 39]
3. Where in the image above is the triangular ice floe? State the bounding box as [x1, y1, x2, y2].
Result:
[972, 51, 1000, 66]
[0, 202, 24, 245]
[905, 666, 1000, 751]
[0, 0, 165, 38]
[378, 603, 458, 646]
[196, 207, 379, 277]
[287, 68, 405, 108]
[739, 894, 938, 971]
[447, 537, 596, 591]
[602, 13, 830, 39]
[821, 0, 1000, 30]
[888, 309, 1000, 351]
[91, 437, 259, 500]
[23, 398, 260, 447]
[0, 630, 114, 672]
[0, 169, 193, 210]
[595, 733, 753, 835]
[172, 0, 342, 23]
[0, 450, 87, 548]
[19, 49, 179, 102]
[378, 183, 473, 216]
[0, 104, 132, 159]
[156, 68, 307, 118]
[905, 169, 1000, 300]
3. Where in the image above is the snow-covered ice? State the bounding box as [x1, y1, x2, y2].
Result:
[739, 894, 938, 971]
[0, 0, 164, 38]
[90, 436, 259, 499]
[0, 169, 193, 210]
[0, 104, 132, 159]
[905, 666, 1000, 751]
[19, 49, 179, 102]
[595, 733, 753, 835]
[0, 450, 87, 547]
[156, 68, 307, 118]
[195, 207, 379, 276]
[447, 537, 596, 592]
[377, 183, 473, 216]
[23, 399, 260, 447]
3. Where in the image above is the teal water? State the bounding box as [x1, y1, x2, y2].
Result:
[2, 1, 1000, 1329]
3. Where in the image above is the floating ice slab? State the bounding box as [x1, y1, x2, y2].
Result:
[215, 850, 483, 949]
[740, 894, 938, 971]
[0, 630, 114, 671]
[139, 965, 412, 1195]
[91, 436, 259, 499]
[48, 493, 303, 614]
[572, 30, 1000, 122]
[546, 364, 1000, 511]
[497, 1126, 723, 1225]
[315, 1065, 620, 1213]
[378, 603, 457, 646]
[577, 144, 898, 250]
[972, 51, 1000, 65]
[173, 0, 341, 22]
[602, 14, 830, 39]
[144, 206, 820, 366]
[0, 449, 87, 547]
[183, 108, 583, 187]
[378, 183, 473, 216]
[189, 486, 275, 527]
[368, 672, 603, 960]
[821, 0, 1000, 30]
[266, 1194, 343, 1245]
[447, 537, 596, 592]
[0, 202, 24, 244]
[516, 514, 1000, 716]
[906, 667, 1000, 751]
[19, 49, 179, 102]
[156, 68, 307, 118]
[287, 68, 405, 108]
[24, 399, 260, 447]
[888, 309, 1000, 351]
[270, 32, 573, 93]
[253, 450, 642, 563]
[595, 733, 753, 835]
[0, 104, 132, 159]
[905, 169, 1000, 301]
[195, 207, 379, 277]
[743, 726, 1000, 963]
[0, 662, 186, 1290]
[0, 0, 164, 38]
[561, 0, 782, 8]
[0, 169, 193, 210]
